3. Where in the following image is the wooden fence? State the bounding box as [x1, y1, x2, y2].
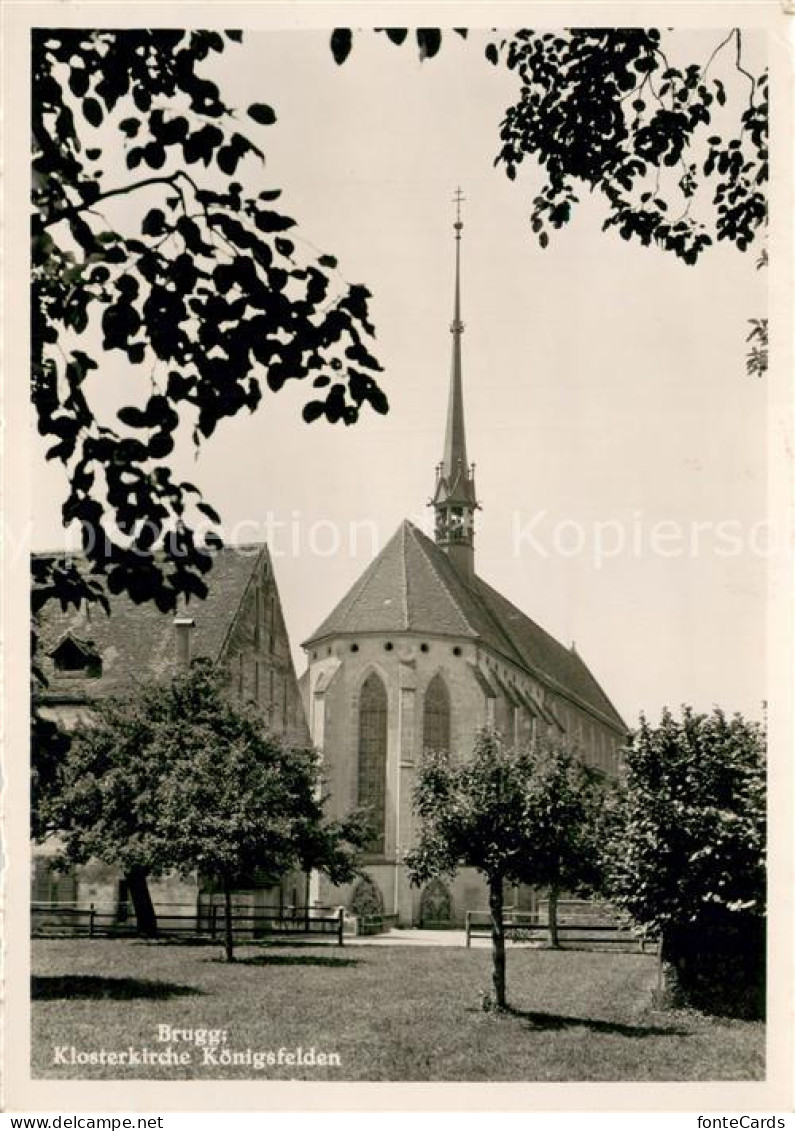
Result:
[31, 901, 346, 946]
[465, 908, 654, 951]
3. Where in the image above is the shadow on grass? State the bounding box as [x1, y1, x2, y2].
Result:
[222, 954, 360, 968]
[32, 975, 204, 1001]
[503, 1006, 689, 1038]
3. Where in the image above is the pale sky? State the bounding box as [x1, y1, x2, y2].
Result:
[30, 28, 771, 726]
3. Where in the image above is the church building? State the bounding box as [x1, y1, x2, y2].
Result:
[301, 206, 627, 927]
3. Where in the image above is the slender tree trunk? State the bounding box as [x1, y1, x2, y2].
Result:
[547, 884, 560, 949]
[656, 925, 667, 996]
[125, 866, 158, 938]
[304, 870, 311, 931]
[489, 875, 507, 1010]
[223, 881, 235, 963]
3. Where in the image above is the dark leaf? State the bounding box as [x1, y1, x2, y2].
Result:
[196, 501, 221, 523]
[247, 102, 277, 126]
[142, 208, 167, 237]
[83, 97, 103, 127]
[330, 28, 353, 65]
[302, 400, 325, 424]
[120, 117, 141, 138]
[417, 28, 442, 59]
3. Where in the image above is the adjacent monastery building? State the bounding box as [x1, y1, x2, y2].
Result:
[33, 543, 308, 917]
[301, 208, 627, 926]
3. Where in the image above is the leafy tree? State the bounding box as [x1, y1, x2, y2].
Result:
[605, 705, 766, 1015]
[333, 26, 767, 370]
[35, 674, 176, 936]
[492, 29, 767, 266]
[31, 706, 71, 844]
[517, 737, 606, 947]
[33, 29, 388, 618]
[407, 728, 603, 1008]
[36, 661, 366, 957]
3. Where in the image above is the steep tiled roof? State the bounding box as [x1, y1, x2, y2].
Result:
[304, 520, 624, 730]
[34, 545, 265, 700]
[306, 522, 473, 643]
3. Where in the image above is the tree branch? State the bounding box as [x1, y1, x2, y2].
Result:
[701, 28, 736, 84]
[734, 30, 757, 106]
[39, 171, 198, 229]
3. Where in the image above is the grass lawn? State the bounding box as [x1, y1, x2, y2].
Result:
[32, 938, 764, 1082]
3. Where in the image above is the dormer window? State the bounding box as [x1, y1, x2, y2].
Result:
[49, 633, 102, 678]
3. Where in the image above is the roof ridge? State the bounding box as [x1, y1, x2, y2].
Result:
[304, 524, 405, 645]
[343, 526, 405, 626]
[211, 544, 267, 664]
[473, 574, 555, 670]
[406, 525, 527, 666]
[474, 574, 573, 682]
[565, 646, 627, 731]
[474, 574, 625, 729]
[477, 573, 572, 657]
[465, 575, 528, 669]
[405, 522, 478, 638]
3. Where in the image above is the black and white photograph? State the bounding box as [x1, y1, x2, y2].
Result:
[3, 0, 793, 1114]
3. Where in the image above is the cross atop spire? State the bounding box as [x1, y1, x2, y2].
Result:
[453, 186, 465, 234]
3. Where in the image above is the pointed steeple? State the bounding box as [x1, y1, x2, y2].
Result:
[431, 189, 480, 579]
[442, 196, 468, 478]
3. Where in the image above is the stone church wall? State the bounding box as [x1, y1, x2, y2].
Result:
[306, 630, 625, 926]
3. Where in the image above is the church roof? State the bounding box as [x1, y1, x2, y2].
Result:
[34, 544, 267, 700]
[304, 520, 625, 730]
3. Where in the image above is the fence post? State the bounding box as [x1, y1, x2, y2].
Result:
[337, 907, 344, 947]
[89, 903, 95, 939]
[465, 911, 471, 948]
[210, 903, 217, 940]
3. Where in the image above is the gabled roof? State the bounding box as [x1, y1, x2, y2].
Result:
[304, 520, 625, 731]
[34, 544, 267, 699]
[48, 631, 100, 662]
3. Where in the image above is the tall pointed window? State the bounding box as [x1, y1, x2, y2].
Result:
[423, 673, 451, 754]
[358, 673, 388, 854]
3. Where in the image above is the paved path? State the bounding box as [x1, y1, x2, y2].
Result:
[346, 928, 541, 948]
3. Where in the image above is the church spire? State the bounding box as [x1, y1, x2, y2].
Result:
[431, 189, 480, 579]
[442, 189, 468, 477]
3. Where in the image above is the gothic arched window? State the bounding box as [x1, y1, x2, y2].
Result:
[358, 673, 388, 854]
[424, 673, 451, 754]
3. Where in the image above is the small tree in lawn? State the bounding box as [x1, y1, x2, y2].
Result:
[521, 737, 607, 947]
[34, 678, 188, 937]
[156, 729, 308, 963]
[38, 661, 365, 956]
[407, 728, 546, 1010]
[605, 705, 766, 1016]
[138, 662, 367, 962]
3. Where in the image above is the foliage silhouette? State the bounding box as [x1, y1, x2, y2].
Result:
[33, 29, 388, 619]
